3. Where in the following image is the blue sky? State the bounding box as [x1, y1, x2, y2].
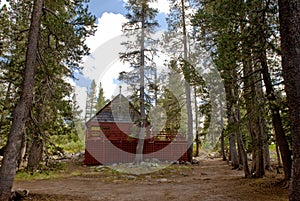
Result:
[87, 0, 168, 27]
[88, 0, 127, 20]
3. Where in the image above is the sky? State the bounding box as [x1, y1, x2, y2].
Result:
[73, 0, 171, 116]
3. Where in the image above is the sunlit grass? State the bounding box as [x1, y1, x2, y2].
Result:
[15, 162, 67, 181]
[269, 143, 276, 152]
[15, 171, 61, 181]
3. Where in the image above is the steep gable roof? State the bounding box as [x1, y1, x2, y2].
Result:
[86, 94, 141, 125]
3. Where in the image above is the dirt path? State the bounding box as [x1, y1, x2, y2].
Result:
[14, 158, 288, 201]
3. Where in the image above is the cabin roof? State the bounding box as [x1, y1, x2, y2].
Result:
[86, 94, 141, 125]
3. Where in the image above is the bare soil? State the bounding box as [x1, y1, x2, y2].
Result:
[13, 158, 288, 201]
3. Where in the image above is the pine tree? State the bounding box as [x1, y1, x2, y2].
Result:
[165, 0, 195, 162]
[158, 71, 184, 137]
[95, 82, 109, 111]
[0, 0, 96, 197]
[85, 80, 97, 122]
[120, 0, 159, 162]
[192, 0, 289, 179]
[0, 0, 44, 198]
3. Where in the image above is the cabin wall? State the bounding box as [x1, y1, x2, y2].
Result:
[84, 139, 188, 165]
[84, 94, 188, 165]
[86, 122, 136, 140]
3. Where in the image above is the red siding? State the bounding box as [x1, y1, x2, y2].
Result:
[85, 112, 188, 165]
[84, 139, 188, 165]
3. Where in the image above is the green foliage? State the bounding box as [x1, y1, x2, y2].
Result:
[60, 140, 84, 153]
[95, 82, 109, 111]
[85, 80, 97, 122]
[191, 1, 287, 173]
[158, 87, 181, 134]
[0, 0, 96, 164]
[119, 0, 159, 115]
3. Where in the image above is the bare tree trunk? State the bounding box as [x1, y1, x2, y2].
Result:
[260, 115, 271, 171]
[236, 107, 251, 177]
[221, 130, 226, 161]
[260, 50, 292, 181]
[256, 82, 271, 171]
[229, 133, 239, 169]
[27, 137, 43, 172]
[253, 4, 292, 181]
[263, 141, 271, 171]
[241, 21, 266, 178]
[0, 0, 43, 199]
[253, 91, 265, 178]
[17, 133, 27, 169]
[256, 71, 270, 171]
[278, 0, 300, 199]
[181, 0, 193, 162]
[135, 5, 146, 163]
[220, 99, 226, 161]
[185, 81, 193, 162]
[254, 130, 265, 178]
[228, 107, 239, 169]
[194, 87, 200, 157]
[276, 143, 283, 168]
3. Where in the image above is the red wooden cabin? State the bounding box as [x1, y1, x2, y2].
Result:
[84, 94, 188, 165]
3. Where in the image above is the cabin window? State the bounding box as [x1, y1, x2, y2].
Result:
[89, 126, 101, 137]
[89, 125, 110, 138]
[91, 126, 100, 131]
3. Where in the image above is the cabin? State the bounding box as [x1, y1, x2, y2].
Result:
[84, 93, 188, 165]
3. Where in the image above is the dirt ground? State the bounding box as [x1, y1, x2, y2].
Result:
[13, 158, 288, 201]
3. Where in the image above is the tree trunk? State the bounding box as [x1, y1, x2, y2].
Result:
[219, 97, 226, 161]
[241, 18, 266, 178]
[17, 133, 27, 169]
[276, 143, 283, 168]
[236, 107, 251, 178]
[260, 50, 292, 181]
[229, 133, 239, 169]
[256, 84, 270, 172]
[0, 0, 43, 199]
[228, 107, 239, 169]
[221, 130, 226, 161]
[254, 131, 265, 178]
[278, 0, 300, 199]
[261, 115, 271, 171]
[256, 69, 270, 171]
[254, 6, 292, 181]
[194, 87, 200, 157]
[181, 0, 193, 162]
[185, 83, 193, 162]
[27, 137, 43, 172]
[135, 5, 146, 163]
[253, 91, 266, 178]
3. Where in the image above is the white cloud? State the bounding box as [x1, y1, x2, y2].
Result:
[74, 12, 129, 116]
[85, 12, 128, 53]
[149, 0, 170, 14]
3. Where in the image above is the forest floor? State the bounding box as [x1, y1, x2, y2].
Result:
[13, 155, 288, 201]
